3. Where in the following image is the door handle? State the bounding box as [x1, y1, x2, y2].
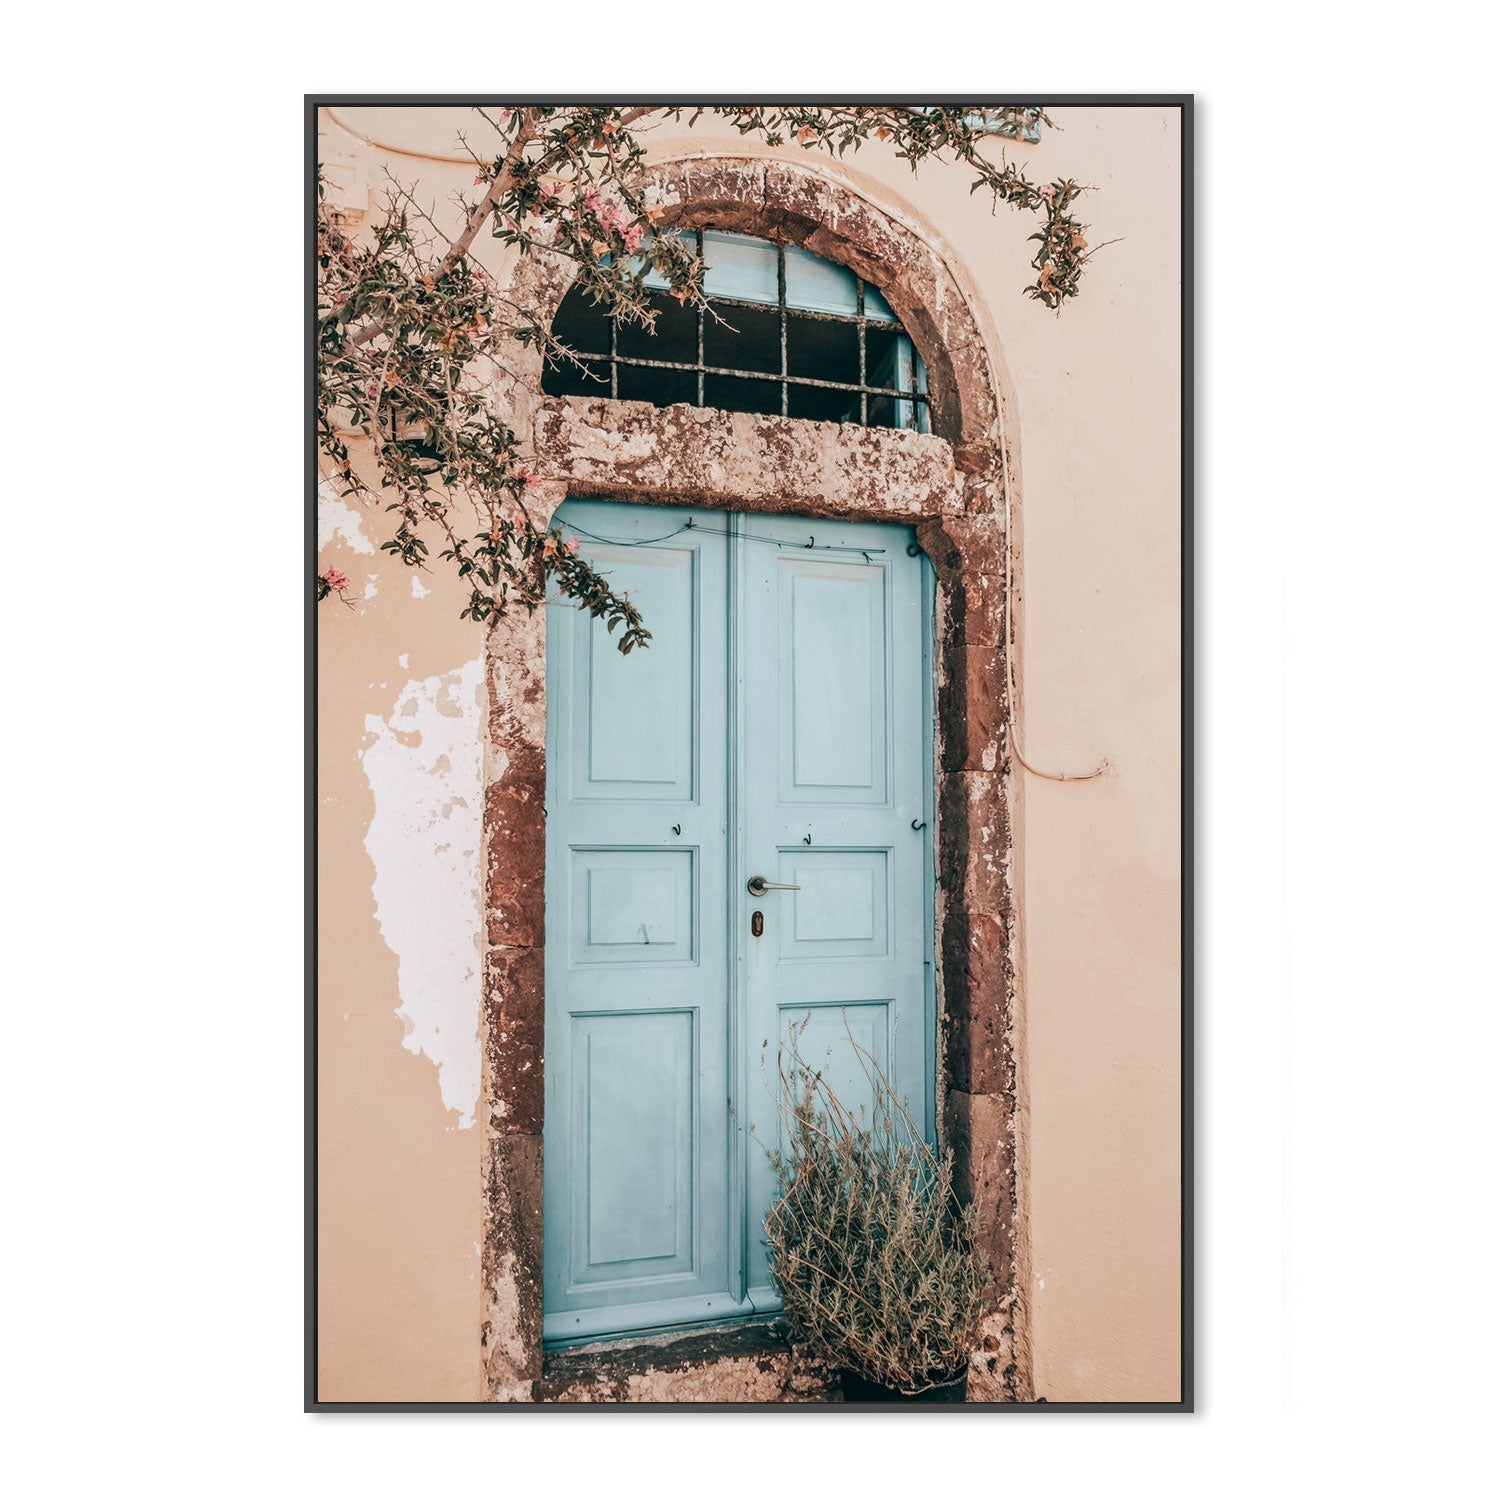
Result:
[746, 875, 800, 897]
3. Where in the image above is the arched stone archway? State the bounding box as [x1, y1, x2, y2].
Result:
[480, 156, 1030, 1403]
[503, 156, 1007, 452]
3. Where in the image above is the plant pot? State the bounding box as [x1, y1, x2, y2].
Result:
[839, 1367, 969, 1403]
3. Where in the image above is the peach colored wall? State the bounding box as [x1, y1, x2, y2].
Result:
[317, 505, 486, 1402]
[1004, 111, 1183, 1403]
[316, 104, 1181, 1403]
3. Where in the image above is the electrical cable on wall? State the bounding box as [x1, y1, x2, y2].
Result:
[997, 428, 1109, 785]
[561, 509, 1107, 782]
[560, 516, 885, 559]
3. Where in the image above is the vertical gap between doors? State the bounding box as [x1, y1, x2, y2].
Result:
[920, 548, 938, 1147]
[726, 511, 748, 1306]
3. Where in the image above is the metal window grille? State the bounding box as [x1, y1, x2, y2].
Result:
[549, 230, 931, 432]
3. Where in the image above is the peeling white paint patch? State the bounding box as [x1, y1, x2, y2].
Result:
[363, 574, 379, 600]
[318, 478, 376, 556]
[362, 657, 485, 1127]
[411, 575, 430, 598]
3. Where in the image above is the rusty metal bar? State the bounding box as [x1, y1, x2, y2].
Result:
[705, 290, 894, 329]
[857, 278, 868, 426]
[777, 242, 788, 418]
[695, 229, 706, 408]
[594, 350, 930, 404]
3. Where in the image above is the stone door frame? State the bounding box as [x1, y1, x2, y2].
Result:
[478, 156, 1031, 1402]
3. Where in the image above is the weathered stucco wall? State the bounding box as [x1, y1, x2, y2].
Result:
[316, 481, 487, 1402]
[316, 103, 1181, 1404]
[999, 108, 1182, 1403]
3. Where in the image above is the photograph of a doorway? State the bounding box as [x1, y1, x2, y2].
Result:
[478, 156, 1041, 1399]
[312, 101, 1186, 1408]
[543, 499, 937, 1343]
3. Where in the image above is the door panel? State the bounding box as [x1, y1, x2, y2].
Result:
[572, 544, 698, 802]
[740, 512, 930, 1310]
[571, 1007, 696, 1282]
[544, 500, 932, 1341]
[775, 998, 893, 1128]
[569, 848, 696, 965]
[544, 502, 731, 1342]
[774, 849, 890, 961]
[778, 560, 888, 801]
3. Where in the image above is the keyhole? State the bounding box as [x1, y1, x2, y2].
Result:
[750, 910, 764, 938]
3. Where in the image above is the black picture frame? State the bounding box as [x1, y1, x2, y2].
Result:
[305, 93, 1195, 1413]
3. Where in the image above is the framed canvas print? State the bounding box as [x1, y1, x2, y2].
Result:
[309, 95, 1191, 1408]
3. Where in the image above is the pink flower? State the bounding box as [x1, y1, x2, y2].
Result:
[512, 508, 527, 528]
[323, 568, 351, 591]
[599, 204, 624, 232]
[539, 180, 557, 199]
[565, 537, 580, 554]
[584, 189, 601, 214]
[497, 109, 513, 125]
[516, 464, 540, 490]
[621, 222, 644, 253]
[1038, 183, 1056, 203]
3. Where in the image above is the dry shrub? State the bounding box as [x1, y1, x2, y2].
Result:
[762, 1019, 986, 1393]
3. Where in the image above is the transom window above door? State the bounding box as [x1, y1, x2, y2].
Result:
[543, 230, 931, 432]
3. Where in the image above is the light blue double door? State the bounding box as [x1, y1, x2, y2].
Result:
[542, 499, 934, 1343]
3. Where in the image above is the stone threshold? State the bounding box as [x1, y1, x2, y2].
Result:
[538, 1319, 838, 1403]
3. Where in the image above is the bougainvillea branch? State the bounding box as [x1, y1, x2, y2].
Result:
[317, 106, 1094, 643]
